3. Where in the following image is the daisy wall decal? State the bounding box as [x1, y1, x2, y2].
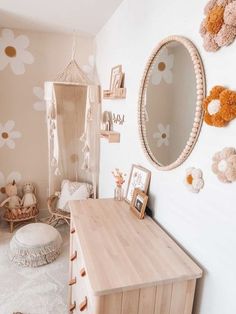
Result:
[33, 86, 46, 111]
[0, 120, 22, 149]
[151, 47, 174, 85]
[0, 28, 34, 75]
[153, 124, 170, 147]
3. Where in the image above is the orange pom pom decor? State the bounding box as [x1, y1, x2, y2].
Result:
[202, 85, 236, 127]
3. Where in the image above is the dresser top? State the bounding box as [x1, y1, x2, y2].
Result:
[70, 198, 202, 296]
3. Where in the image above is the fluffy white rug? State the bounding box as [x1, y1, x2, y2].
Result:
[0, 217, 69, 314]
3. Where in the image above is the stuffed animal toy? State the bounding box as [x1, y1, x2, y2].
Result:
[0, 180, 21, 216]
[21, 182, 37, 207]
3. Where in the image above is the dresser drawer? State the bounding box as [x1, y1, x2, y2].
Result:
[70, 279, 94, 314]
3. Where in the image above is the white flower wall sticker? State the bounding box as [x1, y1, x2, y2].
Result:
[153, 124, 170, 147]
[33, 86, 46, 111]
[0, 120, 22, 149]
[0, 29, 34, 75]
[82, 55, 95, 81]
[0, 171, 22, 201]
[151, 47, 174, 85]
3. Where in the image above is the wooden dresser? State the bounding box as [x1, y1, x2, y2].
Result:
[69, 198, 202, 314]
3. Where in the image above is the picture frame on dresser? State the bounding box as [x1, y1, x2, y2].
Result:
[125, 164, 151, 203]
[130, 188, 148, 219]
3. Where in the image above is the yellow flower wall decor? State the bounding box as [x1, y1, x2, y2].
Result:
[202, 86, 236, 127]
[0, 29, 34, 75]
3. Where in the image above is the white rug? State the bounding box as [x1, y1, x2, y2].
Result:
[0, 216, 69, 314]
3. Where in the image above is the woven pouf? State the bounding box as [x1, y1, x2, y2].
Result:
[9, 223, 62, 267]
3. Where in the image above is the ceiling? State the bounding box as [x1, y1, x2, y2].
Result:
[0, 0, 124, 36]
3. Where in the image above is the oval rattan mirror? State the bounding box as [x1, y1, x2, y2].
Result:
[138, 36, 206, 170]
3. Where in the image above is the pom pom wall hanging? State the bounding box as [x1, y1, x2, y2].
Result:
[202, 86, 236, 127]
[212, 147, 236, 182]
[200, 0, 236, 52]
[184, 167, 204, 193]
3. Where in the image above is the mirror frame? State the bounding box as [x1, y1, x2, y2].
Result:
[138, 35, 206, 170]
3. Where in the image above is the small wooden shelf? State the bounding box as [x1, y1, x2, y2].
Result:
[103, 88, 126, 99]
[100, 130, 120, 143]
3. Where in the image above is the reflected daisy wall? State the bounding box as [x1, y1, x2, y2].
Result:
[0, 28, 94, 208]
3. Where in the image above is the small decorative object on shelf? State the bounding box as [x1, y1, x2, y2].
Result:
[203, 86, 236, 127]
[0, 180, 39, 232]
[113, 113, 125, 125]
[212, 147, 236, 183]
[101, 111, 113, 131]
[112, 168, 126, 201]
[130, 188, 148, 219]
[103, 64, 126, 99]
[184, 167, 204, 193]
[200, 0, 236, 52]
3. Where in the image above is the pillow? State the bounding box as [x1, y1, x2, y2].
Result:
[57, 180, 93, 212]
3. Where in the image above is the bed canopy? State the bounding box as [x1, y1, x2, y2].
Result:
[44, 47, 100, 198]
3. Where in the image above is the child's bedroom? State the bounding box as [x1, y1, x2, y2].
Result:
[0, 0, 236, 313]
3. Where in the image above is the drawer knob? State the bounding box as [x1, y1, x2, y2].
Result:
[71, 227, 75, 234]
[79, 296, 87, 312]
[80, 267, 86, 277]
[69, 301, 76, 312]
[69, 277, 76, 286]
[70, 250, 77, 261]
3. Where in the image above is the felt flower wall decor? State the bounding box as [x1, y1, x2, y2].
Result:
[212, 147, 236, 182]
[33, 86, 46, 111]
[0, 120, 21, 149]
[0, 28, 34, 75]
[203, 86, 236, 127]
[153, 124, 170, 147]
[151, 47, 174, 85]
[200, 0, 236, 52]
[184, 167, 204, 193]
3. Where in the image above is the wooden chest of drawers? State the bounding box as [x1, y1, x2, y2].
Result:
[68, 199, 202, 314]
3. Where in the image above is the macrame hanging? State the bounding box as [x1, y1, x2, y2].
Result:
[45, 33, 100, 197]
[55, 33, 91, 84]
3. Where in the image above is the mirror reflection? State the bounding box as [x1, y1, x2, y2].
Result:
[143, 41, 198, 167]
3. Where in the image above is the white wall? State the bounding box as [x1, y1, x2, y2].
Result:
[95, 0, 236, 313]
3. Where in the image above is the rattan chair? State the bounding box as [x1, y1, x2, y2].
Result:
[47, 194, 70, 226]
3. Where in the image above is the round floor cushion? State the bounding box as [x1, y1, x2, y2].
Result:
[9, 223, 62, 267]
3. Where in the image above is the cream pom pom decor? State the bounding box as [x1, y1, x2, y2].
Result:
[212, 147, 236, 182]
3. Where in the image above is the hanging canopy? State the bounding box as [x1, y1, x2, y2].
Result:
[44, 58, 100, 198]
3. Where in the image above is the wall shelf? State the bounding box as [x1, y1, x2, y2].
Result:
[103, 88, 126, 99]
[100, 130, 120, 143]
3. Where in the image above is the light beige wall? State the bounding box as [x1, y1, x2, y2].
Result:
[0, 28, 94, 208]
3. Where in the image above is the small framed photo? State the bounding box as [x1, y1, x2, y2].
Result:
[125, 164, 151, 204]
[110, 65, 122, 90]
[130, 188, 148, 219]
[112, 72, 123, 90]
